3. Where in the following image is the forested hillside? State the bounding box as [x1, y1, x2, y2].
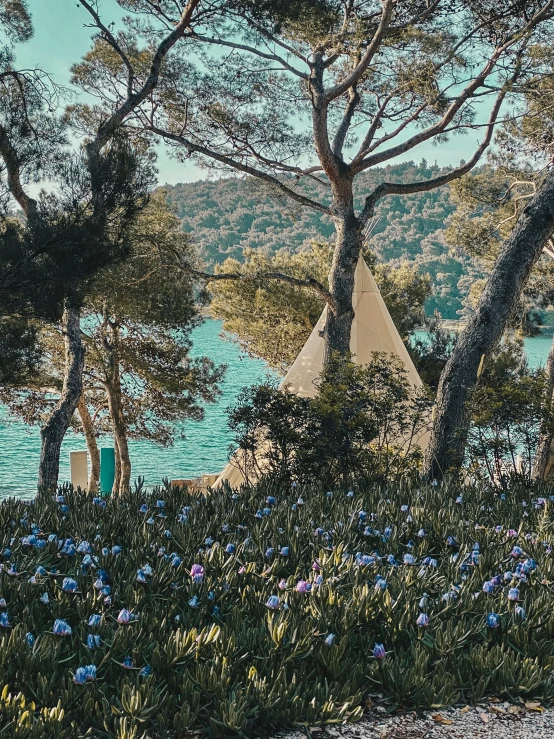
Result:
[165, 161, 482, 319]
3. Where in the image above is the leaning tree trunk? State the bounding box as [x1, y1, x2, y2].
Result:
[38, 302, 85, 494]
[77, 395, 100, 492]
[424, 169, 554, 481]
[323, 190, 361, 364]
[532, 333, 554, 480]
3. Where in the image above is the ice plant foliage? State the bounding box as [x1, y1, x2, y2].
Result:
[1, 480, 554, 735]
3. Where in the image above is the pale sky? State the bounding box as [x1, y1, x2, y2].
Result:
[16, 0, 492, 186]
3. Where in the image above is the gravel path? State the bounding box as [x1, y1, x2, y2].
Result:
[285, 702, 554, 739]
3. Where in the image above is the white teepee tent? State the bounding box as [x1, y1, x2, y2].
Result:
[214, 255, 429, 488]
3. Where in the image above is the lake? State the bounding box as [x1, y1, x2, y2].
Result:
[0, 322, 552, 499]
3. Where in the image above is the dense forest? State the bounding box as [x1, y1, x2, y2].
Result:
[165, 161, 482, 320]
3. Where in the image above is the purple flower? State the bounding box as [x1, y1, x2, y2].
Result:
[116, 609, 135, 624]
[53, 619, 72, 636]
[191, 564, 204, 577]
[73, 665, 96, 684]
[266, 595, 280, 609]
[278, 578, 287, 590]
[416, 613, 429, 627]
[296, 580, 311, 593]
[373, 643, 386, 659]
[508, 587, 520, 601]
[482, 581, 495, 594]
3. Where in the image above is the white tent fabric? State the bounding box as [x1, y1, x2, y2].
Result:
[214, 256, 430, 488]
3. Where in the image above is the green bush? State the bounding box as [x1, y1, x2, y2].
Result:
[1, 478, 554, 737]
[228, 354, 431, 487]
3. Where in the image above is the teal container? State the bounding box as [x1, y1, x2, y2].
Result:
[100, 447, 115, 496]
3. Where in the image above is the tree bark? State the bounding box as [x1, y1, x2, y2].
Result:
[424, 169, 554, 481]
[106, 377, 131, 493]
[323, 184, 362, 364]
[113, 432, 122, 494]
[532, 333, 554, 480]
[102, 324, 131, 493]
[38, 302, 85, 494]
[77, 395, 100, 492]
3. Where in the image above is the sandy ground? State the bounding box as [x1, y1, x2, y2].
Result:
[285, 701, 554, 739]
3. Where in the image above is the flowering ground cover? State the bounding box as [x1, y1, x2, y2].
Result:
[1, 479, 554, 737]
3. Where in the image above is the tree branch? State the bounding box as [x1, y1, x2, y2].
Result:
[147, 124, 331, 215]
[188, 267, 338, 315]
[0, 122, 38, 220]
[332, 86, 360, 159]
[78, 0, 201, 153]
[359, 83, 508, 226]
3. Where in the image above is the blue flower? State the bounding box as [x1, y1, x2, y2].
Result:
[26, 632, 34, 647]
[280, 547, 289, 557]
[53, 619, 72, 636]
[112, 545, 122, 555]
[514, 606, 526, 621]
[403, 553, 416, 566]
[122, 656, 134, 669]
[73, 665, 96, 684]
[77, 541, 92, 554]
[188, 596, 200, 608]
[156, 500, 165, 508]
[225, 543, 236, 554]
[139, 504, 148, 513]
[265, 547, 274, 559]
[88, 614, 101, 627]
[266, 595, 280, 609]
[486, 613, 500, 629]
[86, 634, 101, 649]
[373, 643, 386, 659]
[324, 633, 336, 646]
[61, 577, 78, 593]
[482, 581, 495, 594]
[508, 587, 520, 601]
[35, 565, 47, 577]
[0, 612, 9, 628]
[267, 496, 276, 506]
[139, 665, 152, 677]
[39, 592, 49, 604]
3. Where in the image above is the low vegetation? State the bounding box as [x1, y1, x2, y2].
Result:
[1, 479, 554, 737]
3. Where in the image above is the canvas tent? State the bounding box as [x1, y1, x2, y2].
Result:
[214, 255, 430, 488]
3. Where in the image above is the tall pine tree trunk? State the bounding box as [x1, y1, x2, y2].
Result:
[113, 433, 122, 493]
[324, 189, 361, 363]
[425, 169, 554, 481]
[533, 333, 554, 480]
[38, 302, 85, 494]
[77, 395, 100, 492]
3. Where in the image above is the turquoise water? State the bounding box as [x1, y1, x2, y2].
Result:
[1, 323, 552, 499]
[0, 320, 275, 498]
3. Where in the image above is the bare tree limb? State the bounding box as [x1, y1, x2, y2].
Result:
[147, 124, 331, 214]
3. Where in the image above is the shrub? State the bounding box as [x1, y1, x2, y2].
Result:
[227, 354, 431, 487]
[1, 479, 554, 736]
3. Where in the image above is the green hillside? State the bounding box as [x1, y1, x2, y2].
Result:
[164, 161, 482, 319]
